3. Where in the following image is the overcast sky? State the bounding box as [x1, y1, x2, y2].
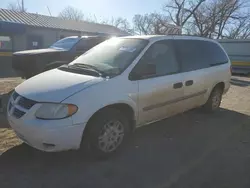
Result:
[1, 0, 167, 22]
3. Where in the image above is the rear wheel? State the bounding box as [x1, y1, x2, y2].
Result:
[203, 87, 223, 112]
[82, 109, 130, 158]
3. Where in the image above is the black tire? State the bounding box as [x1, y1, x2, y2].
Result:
[82, 108, 130, 158]
[203, 86, 223, 112]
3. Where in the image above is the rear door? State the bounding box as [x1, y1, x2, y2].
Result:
[174, 39, 210, 111]
[174, 39, 229, 111]
[130, 40, 184, 126]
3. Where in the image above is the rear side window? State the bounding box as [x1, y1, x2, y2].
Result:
[175, 40, 228, 72]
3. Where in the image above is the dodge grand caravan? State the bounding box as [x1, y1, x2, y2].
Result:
[7, 35, 231, 157]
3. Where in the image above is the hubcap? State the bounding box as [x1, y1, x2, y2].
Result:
[98, 120, 124, 152]
[212, 91, 221, 109]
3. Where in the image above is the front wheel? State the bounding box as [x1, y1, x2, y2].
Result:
[83, 109, 130, 158]
[203, 87, 223, 112]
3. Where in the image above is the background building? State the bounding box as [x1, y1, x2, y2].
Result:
[0, 8, 128, 77]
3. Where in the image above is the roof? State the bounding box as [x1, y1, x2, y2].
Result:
[123, 35, 216, 43]
[0, 8, 128, 36]
[122, 35, 167, 40]
[65, 36, 109, 39]
[218, 39, 250, 43]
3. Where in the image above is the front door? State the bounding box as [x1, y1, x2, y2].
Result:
[130, 40, 184, 126]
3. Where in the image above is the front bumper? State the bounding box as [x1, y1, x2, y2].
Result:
[8, 115, 85, 152]
[7, 98, 86, 152]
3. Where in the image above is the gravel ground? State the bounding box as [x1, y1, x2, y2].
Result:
[0, 76, 249, 188]
[0, 77, 23, 95]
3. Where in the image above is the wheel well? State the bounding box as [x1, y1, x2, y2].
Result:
[214, 82, 225, 91]
[84, 103, 136, 134]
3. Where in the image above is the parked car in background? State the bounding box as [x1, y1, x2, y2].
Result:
[12, 36, 109, 79]
[7, 35, 231, 158]
[218, 39, 250, 75]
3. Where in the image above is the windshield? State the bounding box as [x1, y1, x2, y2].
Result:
[50, 37, 80, 50]
[70, 38, 148, 76]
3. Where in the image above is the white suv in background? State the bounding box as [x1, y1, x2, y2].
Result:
[7, 35, 231, 158]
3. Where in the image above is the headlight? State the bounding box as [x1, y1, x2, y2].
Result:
[35, 103, 78, 120]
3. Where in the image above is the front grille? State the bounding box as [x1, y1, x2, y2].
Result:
[13, 108, 26, 119]
[9, 91, 37, 119]
[18, 97, 37, 109]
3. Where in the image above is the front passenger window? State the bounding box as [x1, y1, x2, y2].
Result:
[132, 40, 179, 79]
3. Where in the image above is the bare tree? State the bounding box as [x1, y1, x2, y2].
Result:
[133, 14, 153, 35]
[58, 6, 84, 21]
[58, 8, 131, 33]
[133, 0, 205, 35]
[190, 0, 250, 38]
[224, 12, 250, 39]
[133, 13, 181, 35]
[101, 17, 133, 33]
[8, 0, 26, 12]
[163, 0, 205, 27]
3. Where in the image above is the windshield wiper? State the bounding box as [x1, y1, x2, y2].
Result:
[70, 63, 107, 77]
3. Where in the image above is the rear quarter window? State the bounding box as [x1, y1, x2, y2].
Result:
[175, 40, 228, 72]
[204, 42, 229, 66]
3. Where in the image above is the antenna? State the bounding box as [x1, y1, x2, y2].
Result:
[47, 6, 52, 16]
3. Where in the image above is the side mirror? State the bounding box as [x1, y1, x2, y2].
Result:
[129, 64, 156, 80]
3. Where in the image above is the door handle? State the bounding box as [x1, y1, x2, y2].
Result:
[185, 80, 194, 86]
[173, 82, 183, 89]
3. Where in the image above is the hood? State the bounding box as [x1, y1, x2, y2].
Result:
[13, 48, 66, 55]
[15, 69, 104, 102]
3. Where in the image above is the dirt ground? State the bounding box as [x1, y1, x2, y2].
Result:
[0, 76, 250, 188]
[0, 78, 23, 154]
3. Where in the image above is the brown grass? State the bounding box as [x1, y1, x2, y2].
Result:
[0, 129, 21, 153]
[0, 77, 23, 153]
[0, 77, 23, 94]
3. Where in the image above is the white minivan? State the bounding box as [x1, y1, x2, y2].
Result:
[7, 35, 231, 157]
